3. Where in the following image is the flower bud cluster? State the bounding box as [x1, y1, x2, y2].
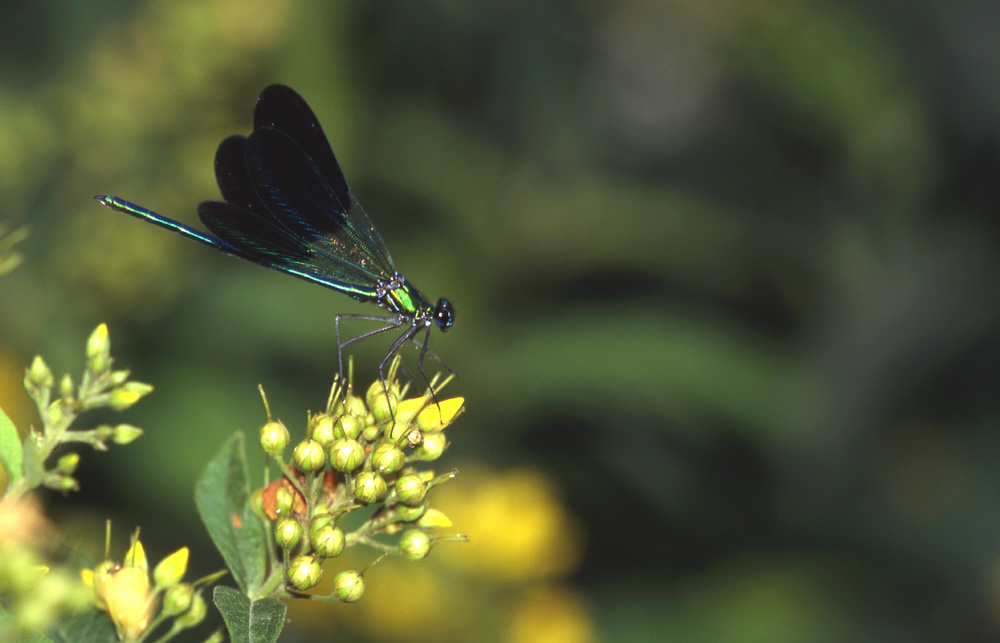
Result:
[255, 368, 464, 600]
[11, 324, 150, 502]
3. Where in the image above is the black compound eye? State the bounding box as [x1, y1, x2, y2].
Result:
[434, 299, 454, 330]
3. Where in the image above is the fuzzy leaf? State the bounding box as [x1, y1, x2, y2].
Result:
[195, 433, 267, 595]
[214, 586, 285, 643]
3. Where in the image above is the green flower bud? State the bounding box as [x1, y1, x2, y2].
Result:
[334, 414, 362, 440]
[153, 547, 189, 589]
[274, 516, 303, 550]
[112, 424, 143, 445]
[46, 400, 66, 427]
[361, 424, 381, 443]
[123, 380, 154, 395]
[52, 475, 79, 493]
[309, 514, 337, 543]
[366, 378, 397, 406]
[332, 570, 364, 603]
[175, 591, 206, 629]
[86, 324, 110, 361]
[369, 390, 399, 425]
[293, 439, 326, 472]
[310, 414, 336, 448]
[394, 474, 427, 506]
[287, 554, 323, 591]
[415, 432, 447, 461]
[311, 525, 345, 558]
[109, 382, 153, 411]
[416, 508, 453, 529]
[162, 582, 194, 617]
[399, 529, 431, 561]
[108, 369, 130, 387]
[86, 325, 111, 375]
[95, 424, 115, 440]
[275, 485, 295, 517]
[353, 471, 387, 505]
[330, 438, 364, 472]
[26, 355, 53, 390]
[371, 443, 405, 474]
[395, 502, 427, 522]
[56, 453, 80, 475]
[88, 352, 109, 377]
[59, 373, 74, 399]
[259, 420, 290, 456]
[344, 394, 367, 418]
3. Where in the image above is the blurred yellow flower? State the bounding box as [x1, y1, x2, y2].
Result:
[434, 466, 584, 581]
[289, 552, 460, 642]
[508, 585, 595, 643]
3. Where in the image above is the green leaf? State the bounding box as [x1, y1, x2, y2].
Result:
[195, 433, 267, 596]
[214, 586, 285, 643]
[50, 611, 116, 643]
[20, 432, 45, 490]
[0, 405, 22, 490]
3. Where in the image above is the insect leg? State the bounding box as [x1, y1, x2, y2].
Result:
[335, 313, 403, 401]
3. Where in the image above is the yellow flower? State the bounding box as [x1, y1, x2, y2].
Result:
[416, 397, 464, 432]
[394, 395, 464, 430]
[508, 585, 594, 643]
[82, 540, 157, 642]
[394, 396, 426, 424]
[102, 565, 155, 641]
[433, 465, 584, 581]
[153, 547, 189, 588]
[123, 539, 148, 572]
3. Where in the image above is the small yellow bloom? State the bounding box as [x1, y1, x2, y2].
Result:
[394, 396, 426, 424]
[84, 560, 115, 610]
[416, 397, 464, 432]
[124, 539, 147, 572]
[101, 565, 156, 642]
[416, 508, 452, 529]
[153, 547, 189, 588]
[82, 539, 163, 642]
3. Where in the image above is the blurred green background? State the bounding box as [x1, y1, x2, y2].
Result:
[2, 0, 1000, 640]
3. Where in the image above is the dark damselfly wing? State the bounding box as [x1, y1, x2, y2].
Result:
[196, 85, 398, 298]
[252, 85, 396, 281]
